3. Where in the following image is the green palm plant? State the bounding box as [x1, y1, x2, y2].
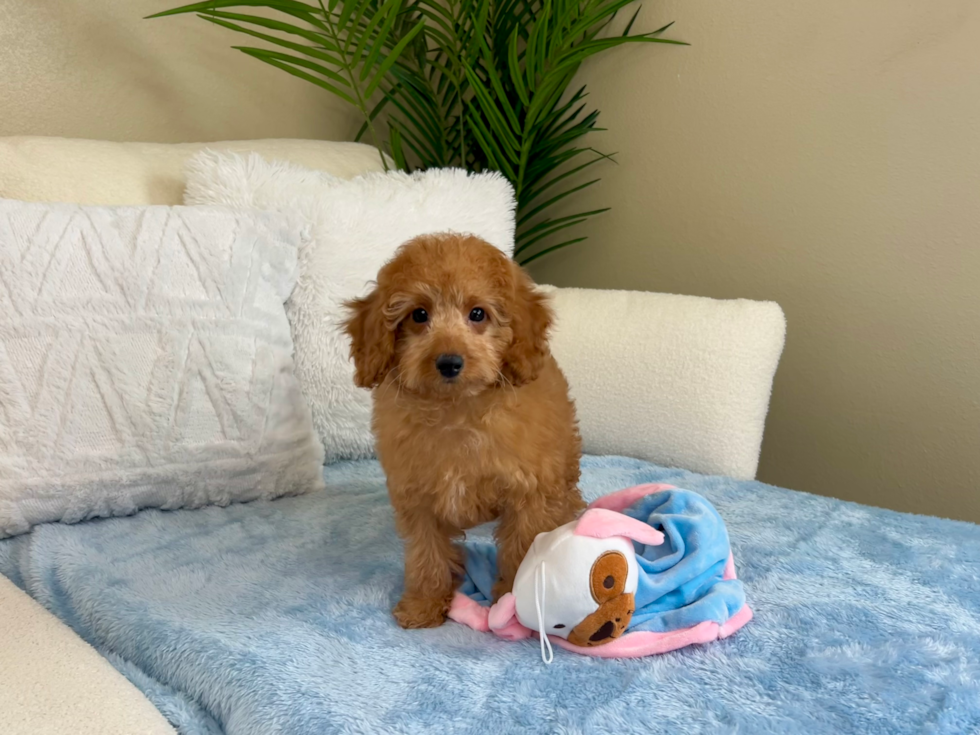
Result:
[150, 0, 684, 264]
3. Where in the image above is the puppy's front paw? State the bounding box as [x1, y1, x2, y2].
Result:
[393, 594, 450, 629]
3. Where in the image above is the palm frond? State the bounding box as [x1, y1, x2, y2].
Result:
[150, 0, 685, 262]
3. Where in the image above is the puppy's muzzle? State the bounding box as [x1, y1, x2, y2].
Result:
[435, 354, 464, 379]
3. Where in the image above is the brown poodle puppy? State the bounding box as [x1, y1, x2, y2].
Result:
[344, 233, 584, 629]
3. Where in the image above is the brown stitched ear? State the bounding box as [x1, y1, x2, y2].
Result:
[343, 287, 396, 389]
[501, 262, 553, 386]
[590, 552, 628, 604]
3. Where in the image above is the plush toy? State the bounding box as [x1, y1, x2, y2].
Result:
[448, 483, 752, 662]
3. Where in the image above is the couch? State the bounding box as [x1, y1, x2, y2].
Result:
[2, 137, 977, 735]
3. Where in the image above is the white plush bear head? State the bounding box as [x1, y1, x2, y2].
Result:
[511, 508, 665, 648]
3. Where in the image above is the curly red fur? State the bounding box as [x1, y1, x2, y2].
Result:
[344, 288, 395, 389]
[344, 233, 584, 629]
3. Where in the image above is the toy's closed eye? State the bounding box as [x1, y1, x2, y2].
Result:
[590, 551, 628, 603]
[553, 624, 565, 629]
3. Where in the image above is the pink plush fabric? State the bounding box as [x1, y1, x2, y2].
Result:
[447, 592, 490, 632]
[450, 589, 754, 658]
[551, 604, 753, 658]
[574, 508, 665, 546]
[447, 592, 534, 641]
[487, 594, 533, 641]
[486, 593, 516, 630]
[587, 483, 676, 512]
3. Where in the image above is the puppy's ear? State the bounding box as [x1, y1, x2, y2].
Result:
[343, 287, 396, 389]
[501, 262, 553, 386]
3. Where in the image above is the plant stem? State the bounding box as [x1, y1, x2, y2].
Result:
[448, 0, 465, 167]
[317, 0, 389, 170]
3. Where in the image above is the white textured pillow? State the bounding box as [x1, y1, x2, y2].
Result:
[184, 151, 516, 461]
[544, 287, 786, 480]
[0, 198, 325, 538]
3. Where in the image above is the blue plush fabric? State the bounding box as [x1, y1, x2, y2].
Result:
[2, 456, 980, 734]
[459, 487, 747, 634]
[627, 488, 745, 633]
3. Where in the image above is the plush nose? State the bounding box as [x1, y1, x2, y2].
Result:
[435, 354, 464, 379]
[589, 621, 616, 643]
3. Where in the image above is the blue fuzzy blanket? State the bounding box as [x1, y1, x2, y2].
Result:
[2, 456, 980, 734]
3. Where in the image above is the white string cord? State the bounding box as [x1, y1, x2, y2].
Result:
[534, 562, 554, 664]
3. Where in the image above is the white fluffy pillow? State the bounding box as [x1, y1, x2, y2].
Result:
[184, 152, 516, 461]
[0, 198, 325, 538]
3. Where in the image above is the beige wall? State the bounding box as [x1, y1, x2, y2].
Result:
[0, 0, 357, 143]
[531, 0, 980, 522]
[2, 0, 978, 521]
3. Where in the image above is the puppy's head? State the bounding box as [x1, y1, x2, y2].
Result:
[343, 233, 552, 396]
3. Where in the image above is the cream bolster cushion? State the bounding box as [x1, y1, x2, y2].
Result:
[0, 575, 176, 735]
[0, 136, 386, 205]
[543, 286, 786, 480]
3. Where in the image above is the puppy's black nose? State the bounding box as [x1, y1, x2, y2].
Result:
[435, 354, 464, 379]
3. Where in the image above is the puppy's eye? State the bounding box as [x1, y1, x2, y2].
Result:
[469, 307, 485, 323]
[411, 308, 428, 324]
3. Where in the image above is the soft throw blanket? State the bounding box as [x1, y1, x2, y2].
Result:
[2, 456, 980, 734]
